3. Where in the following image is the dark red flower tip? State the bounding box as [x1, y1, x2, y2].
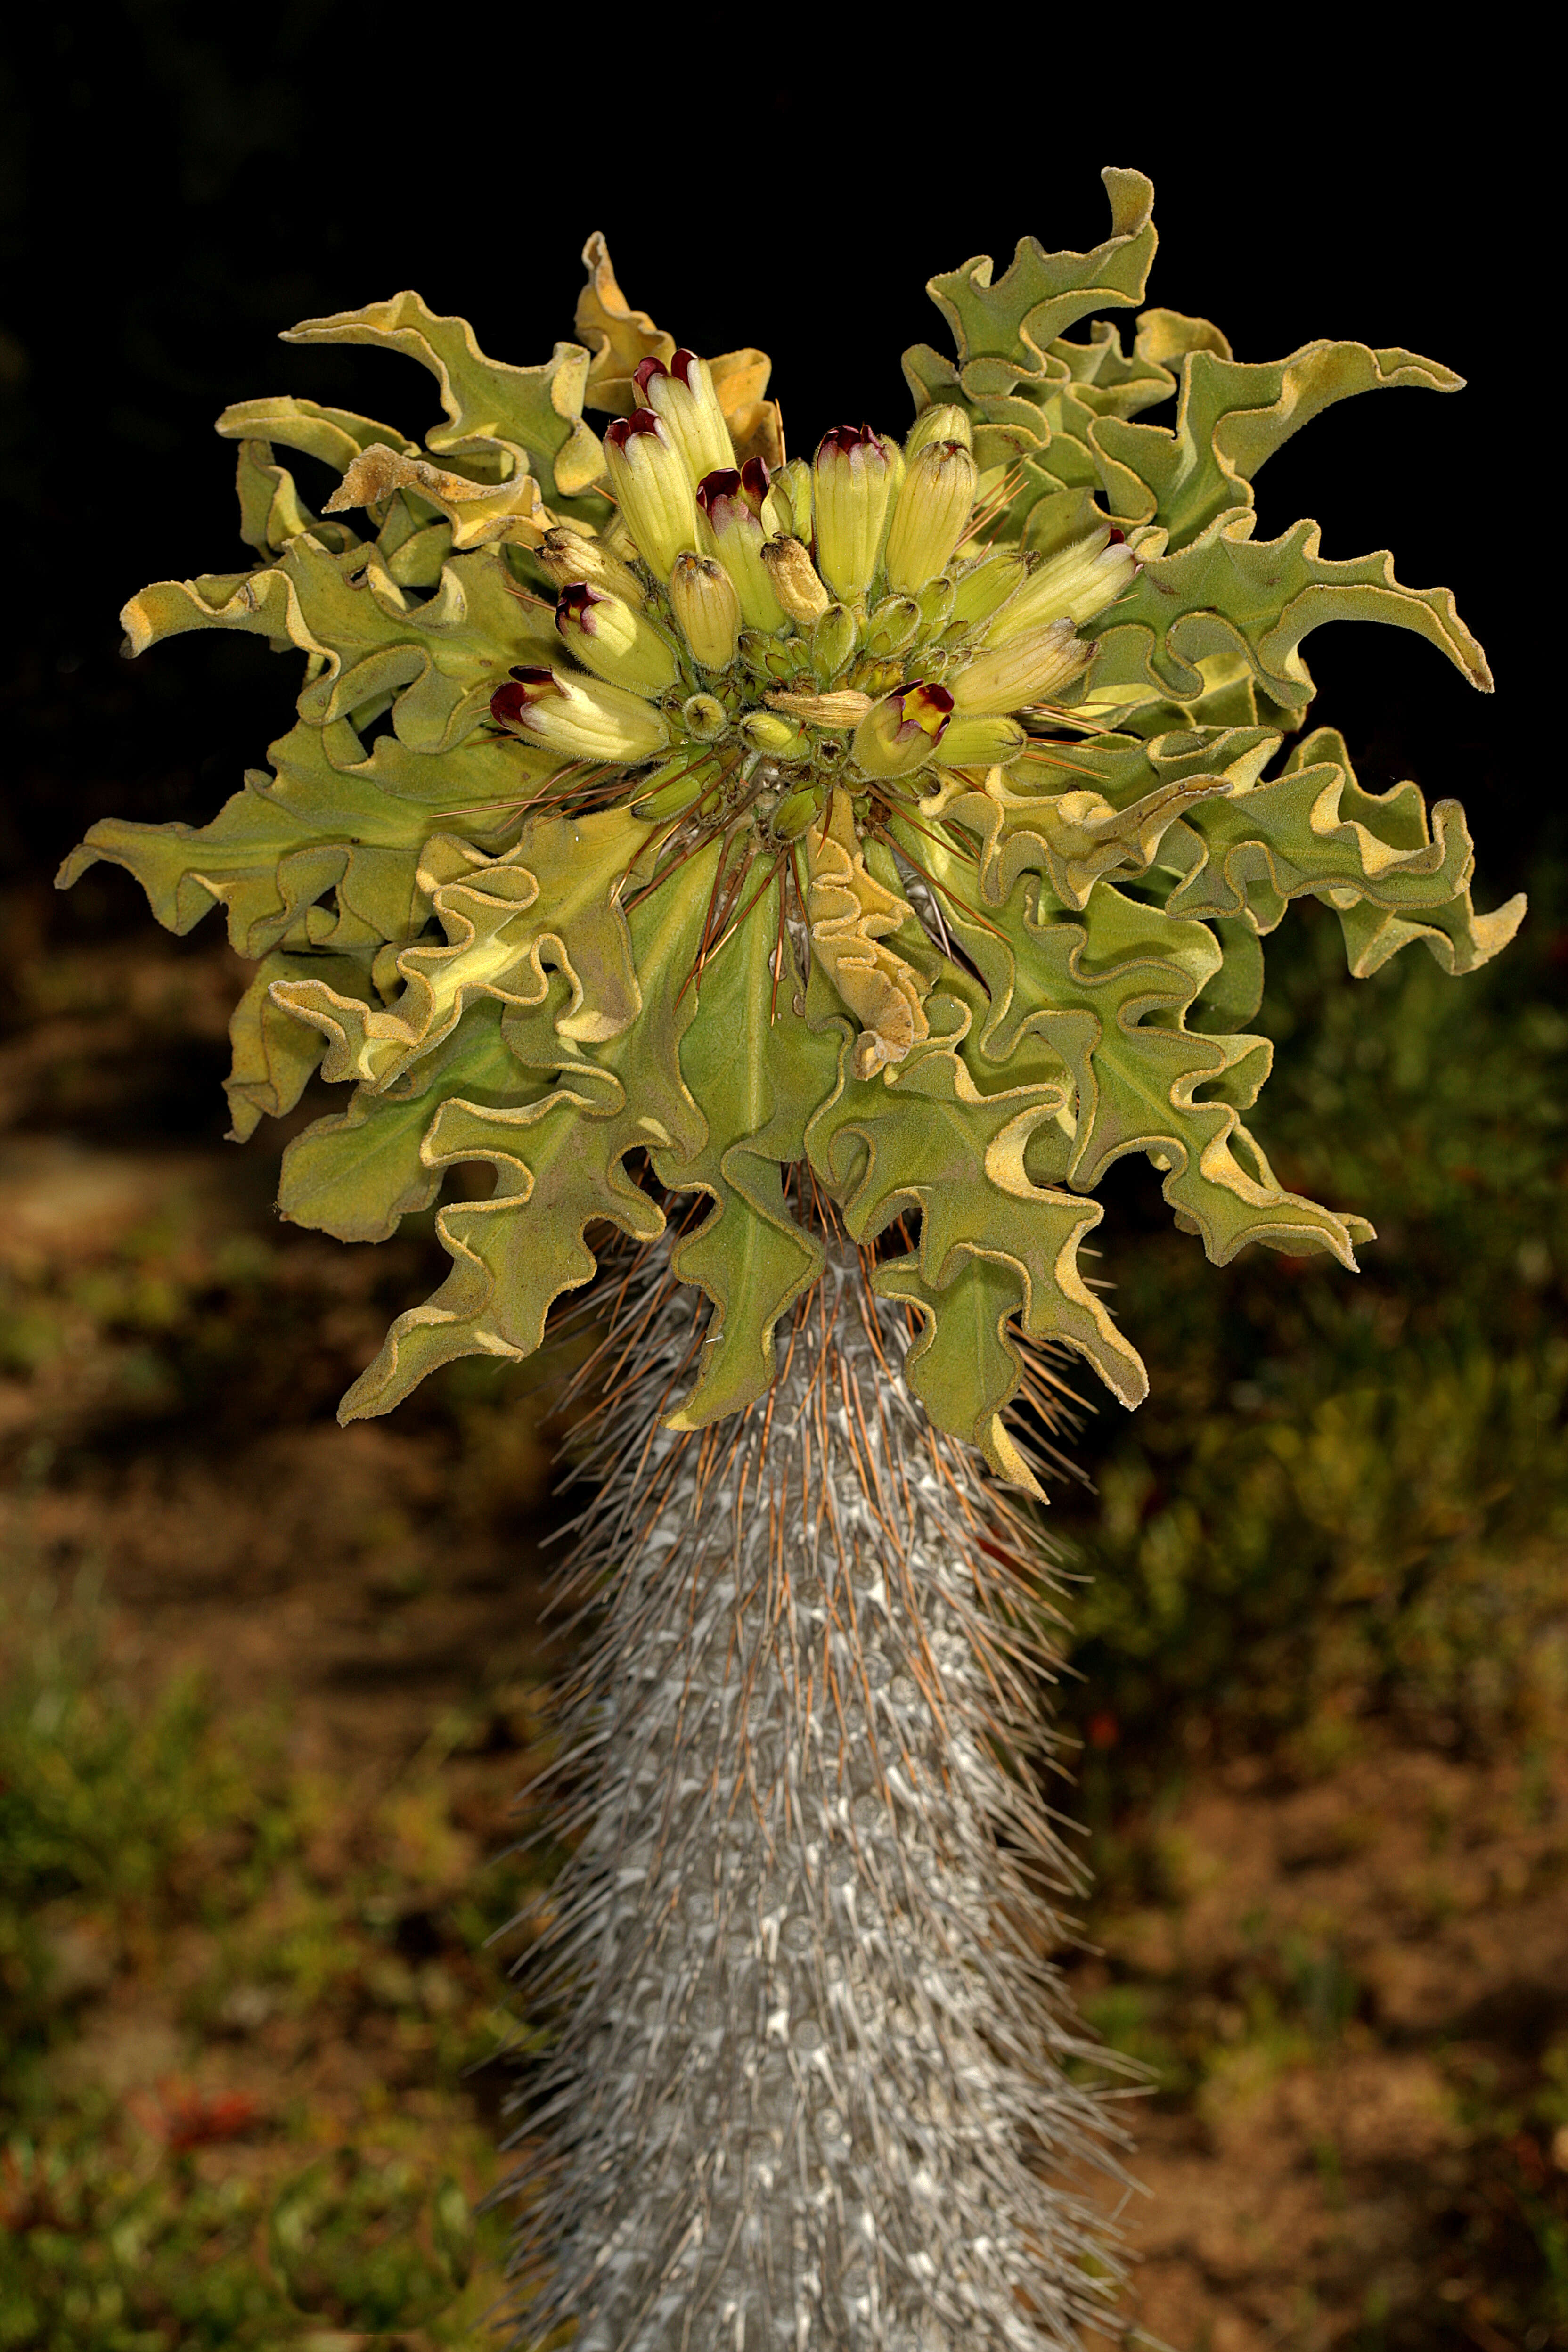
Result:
[670, 349, 699, 387]
[555, 583, 603, 631]
[492, 665, 558, 725]
[1106, 527, 1126, 546]
[739, 455, 771, 514]
[604, 408, 663, 454]
[817, 424, 882, 462]
[632, 355, 670, 397]
[696, 466, 743, 517]
[902, 681, 953, 715]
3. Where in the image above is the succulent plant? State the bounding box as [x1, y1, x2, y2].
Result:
[60, 166, 1519, 2348]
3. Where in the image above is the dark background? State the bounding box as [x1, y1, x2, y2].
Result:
[1, 21, 1545, 962]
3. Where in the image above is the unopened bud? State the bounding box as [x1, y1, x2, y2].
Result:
[668, 552, 742, 671]
[932, 713, 1027, 768]
[915, 574, 956, 631]
[739, 709, 811, 760]
[811, 601, 857, 680]
[983, 525, 1138, 642]
[949, 619, 1091, 714]
[535, 526, 645, 607]
[813, 425, 894, 603]
[634, 349, 736, 489]
[864, 595, 920, 658]
[555, 583, 678, 697]
[603, 410, 701, 580]
[850, 681, 953, 779]
[761, 536, 831, 627]
[681, 690, 728, 740]
[762, 457, 812, 540]
[905, 403, 973, 459]
[771, 785, 821, 841]
[883, 440, 978, 596]
[633, 758, 721, 820]
[948, 549, 1031, 627]
[697, 469, 785, 629]
[490, 665, 670, 762]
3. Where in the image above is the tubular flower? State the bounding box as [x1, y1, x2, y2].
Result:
[603, 409, 700, 579]
[984, 523, 1138, 641]
[696, 465, 785, 628]
[667, 551, 743, 671]
[883, 437, 978, 595]
[948, 618, 1093, 713]
[60, 180, 1522, 2352]
[636, 350, 737, 488]
[554, 583, 678, 696]
[489, 664, 671, 762]
[812, 423, 896, 601]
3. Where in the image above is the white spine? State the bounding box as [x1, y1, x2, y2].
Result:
[505, 1242, 1135, 2350]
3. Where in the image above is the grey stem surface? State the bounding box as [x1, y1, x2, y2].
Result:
[506, 1238, 1139, 2350]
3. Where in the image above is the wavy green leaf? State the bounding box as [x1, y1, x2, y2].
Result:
[1082, 514, 1491, 718]
[278, 1001, 537, 1244]
[1158, 725, 1526, 970]
[1090, 340, 1462, 547]
[225, 947, 374, 1143]
[654, 872, 837, 1429]
[282, 292, 607, 501]
[806, 1021, 1148, 1484]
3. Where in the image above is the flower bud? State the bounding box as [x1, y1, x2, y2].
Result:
[603, 410, 701, 580]
[771, 785, 821, 841]
[490, 666, 670, 762]
[739, 710, 811, 760]
[696, 469, 785, 629]
[761, 536, 831, 627]
[949, 619, 1091, 714]
[632, 759, 721, 820]
[982, 526, 1139, 643]
[812, 425, 895, 603]
[915, 573, 956, 632]
[850, 682, 953, 780]
[882, 440, 978, 596]
[681, 690, 728, 740]
[535, 526, 645, 607]
[948, 548, 1031, 627]
[634, 350, 736, 489]
[863, 595, 920, 658]
[668, 552, 742, 671]
[811, 601, 857, 679]
[555, 583, 678, 697]
[762, 457, 811, 540]
[932, 714, 1027, 768]
[904, 403, 973, 459]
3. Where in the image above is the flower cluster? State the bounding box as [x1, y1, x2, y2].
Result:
[486, 365, 1138, 1073]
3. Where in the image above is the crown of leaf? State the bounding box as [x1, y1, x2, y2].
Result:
[60, 167, 1522, 1495]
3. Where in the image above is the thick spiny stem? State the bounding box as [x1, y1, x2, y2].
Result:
[501, 1241, 1136, 2351]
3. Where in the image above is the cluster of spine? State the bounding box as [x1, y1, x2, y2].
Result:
[502, 1234, 1134, 2352]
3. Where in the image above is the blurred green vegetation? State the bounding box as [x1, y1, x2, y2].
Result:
[0, 1569, 550, 2349]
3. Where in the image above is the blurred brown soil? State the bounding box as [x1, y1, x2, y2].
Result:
[1, 912, 1564, 2350]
